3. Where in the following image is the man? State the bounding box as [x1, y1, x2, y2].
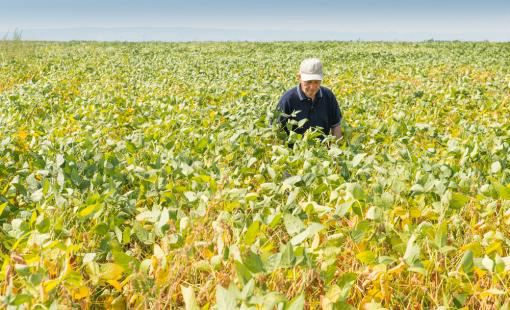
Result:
[275, 58, 342, 143]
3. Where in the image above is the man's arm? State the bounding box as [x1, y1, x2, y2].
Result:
[329, 91, 343, 140]
[331, 125, 342, 139]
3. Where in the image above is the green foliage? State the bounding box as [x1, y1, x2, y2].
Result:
[1, 41, 510, 309]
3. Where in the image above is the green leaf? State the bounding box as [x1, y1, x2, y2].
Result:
[351, 153, 366, 167]
[13, 294, 33, 305]
[491, 161, 502, 174]
[280, 243, 295, 268]
[449, 192, 469, 209]
[290, 222, 323, 246]
[350, 221, 370, 244]
[364, 302, 387, 310]
[495, 254, 505, 274]
[356, 251, 376, 265]
[100, 263, 124, 281]
[30, 189, 44, 202]
[157, 208, 170, 234]
[286, 188, 299, 206]
[241, 279, 255, 300]
[56, 154, 65, 167]
[264, 253, 282, 272]
[113, 250, 139, 274]
[435, 222, 448, 248]
[37, 217, 51, 233]
[181, 285, 200, 310]
[336, 199, 353, 217]
[63, 270, 83, 287]
[325, 284, 342, 304]
[243, 221, 260, 245]
[286, 294, 304, 310]
[234, 260, 252, 284]
[347, 183, 366, 201]
[337, 272, 358, 301]
[216, 285, 237, 310]
[458, 250, 474, 273]
[283, 175, 302, 186]
[403, 234, 420, 265]
[482, 255, 494, 272]
[453, 293, 469, 308]
[283, 214, 305, 236]
[336, 302, 357, 310]
[94, 223, 108, 235]
[184, 191, 197, 202]
[83, 253, 96, 264]
[263, 292, 286, 310]
[365, 206, 382, 220]
[133, 222, 155, 245]
[79, 203, 101, 218]
[494, 183, 510, 200]
[243, 250, 265, 273]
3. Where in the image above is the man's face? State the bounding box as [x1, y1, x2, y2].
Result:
[299, 77, 321, 99]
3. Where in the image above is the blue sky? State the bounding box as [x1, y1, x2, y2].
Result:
[1, 0, 509, 39]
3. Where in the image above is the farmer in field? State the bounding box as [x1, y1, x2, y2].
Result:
[275, 58, 342, 143]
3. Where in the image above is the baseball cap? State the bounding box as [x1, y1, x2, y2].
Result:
[299, 58, 323, 81]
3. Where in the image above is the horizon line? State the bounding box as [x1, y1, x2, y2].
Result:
[1, 25, 509, 35]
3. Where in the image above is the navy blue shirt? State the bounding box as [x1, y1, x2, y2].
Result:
[276, 85, 342, 138]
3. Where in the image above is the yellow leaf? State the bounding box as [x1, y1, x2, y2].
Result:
[107, 279, 123, 292]
[0, 202, 7, 215]
[486, 242, 502, 255]
[408, 207, 421, 218]
[388, 262, 406, 275]
[155, 268, 169, 286]
[17, 130, 28, 140]
[79, 204, 99, 218]
[111, 296, 126, 310]
[474, 267, 487, 278]
[44, 258, 59, 277]
[25, 254, 40, 264]
[100, 263, 124, 281]
[120, 275, 131, 287]
[72, 286, 90, 300]
[393, 207, 406, 217]
[203, 248, 214, 259]
[479, 288, 505, 299]
[129, 294, 140, 305]
[43, 279, 60, 294]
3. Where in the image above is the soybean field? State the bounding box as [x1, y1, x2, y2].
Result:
[1, 41, 510, 309]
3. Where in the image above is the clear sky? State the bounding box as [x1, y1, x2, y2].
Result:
[1, 0, 509, 38]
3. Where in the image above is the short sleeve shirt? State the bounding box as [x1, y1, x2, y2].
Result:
[276, 85, 342, 138]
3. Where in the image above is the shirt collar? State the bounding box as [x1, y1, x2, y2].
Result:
[296, 84, 323, 101]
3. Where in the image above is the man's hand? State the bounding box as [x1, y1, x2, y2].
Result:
[331, 125, 342, 140]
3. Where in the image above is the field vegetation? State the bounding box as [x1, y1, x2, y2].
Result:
[1, 41, 510, 309]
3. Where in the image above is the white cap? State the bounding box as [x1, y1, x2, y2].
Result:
[299, 58, 323, 81]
